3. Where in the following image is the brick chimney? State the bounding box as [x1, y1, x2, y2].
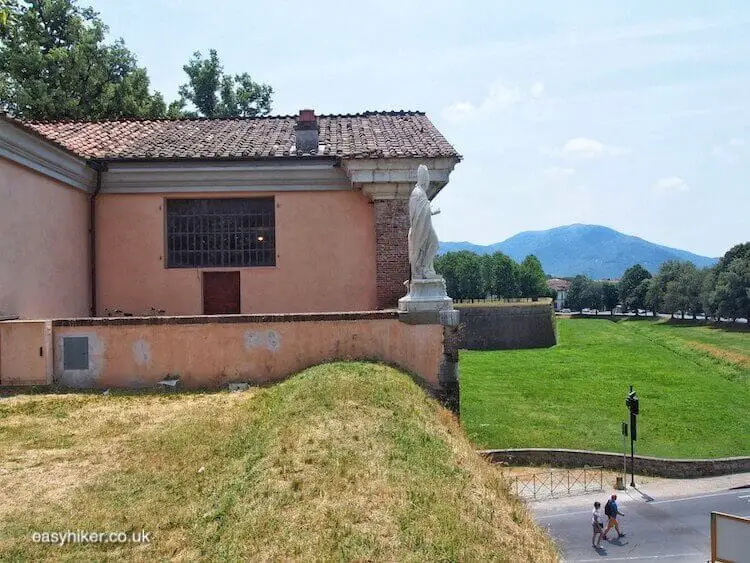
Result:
[295, 109, 318, 154]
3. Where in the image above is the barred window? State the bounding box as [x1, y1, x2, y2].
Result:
[166, 198, 275, 268]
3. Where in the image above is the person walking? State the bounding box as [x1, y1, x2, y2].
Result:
[591, 501, 604, 548]
[602, 494, 625, 540]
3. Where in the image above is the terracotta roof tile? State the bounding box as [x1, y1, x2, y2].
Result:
[19, 111, 460, 161]
[547, 278, 571, 291]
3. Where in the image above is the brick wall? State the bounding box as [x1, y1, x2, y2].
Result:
[373, 199, 410, 309]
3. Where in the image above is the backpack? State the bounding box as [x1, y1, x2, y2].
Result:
[604, 500, 613, 517]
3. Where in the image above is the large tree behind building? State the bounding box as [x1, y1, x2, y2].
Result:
[176, 49, 272, 118]
[0, 0, 166, 119]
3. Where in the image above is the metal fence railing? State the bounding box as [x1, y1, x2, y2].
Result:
[505, 466, 603, 500]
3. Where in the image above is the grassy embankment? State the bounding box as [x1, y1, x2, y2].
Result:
[0, 363, 557, 561]
[461, 318, 750, 458]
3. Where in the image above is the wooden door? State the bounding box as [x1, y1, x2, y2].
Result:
[203, 272, 241, 314]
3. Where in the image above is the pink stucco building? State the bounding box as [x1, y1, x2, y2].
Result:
[0, 110, 460, 319]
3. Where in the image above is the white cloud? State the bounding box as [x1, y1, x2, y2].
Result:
[442, 80, 539, 123]
[554, 137, 630, 159]
[530, 81, 545, 99]
[653, 176, 689, 194]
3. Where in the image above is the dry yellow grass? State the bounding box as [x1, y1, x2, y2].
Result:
[0, 363, 558, 561]
[687, 341, 750, 369]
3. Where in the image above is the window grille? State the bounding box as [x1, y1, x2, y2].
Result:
[166, 198, 275, 268]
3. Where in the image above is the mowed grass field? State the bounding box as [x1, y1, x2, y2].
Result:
[460, 318, 750, 458]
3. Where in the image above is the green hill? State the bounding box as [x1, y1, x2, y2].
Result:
[0, 363, 557, 561]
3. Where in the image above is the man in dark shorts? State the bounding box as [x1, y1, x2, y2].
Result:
[602, 494, 625, 540]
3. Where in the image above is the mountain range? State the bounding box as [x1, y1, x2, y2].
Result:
[439, 224, 718, 279]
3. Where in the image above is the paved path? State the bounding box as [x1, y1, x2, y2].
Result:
[531, 473, 750, 562]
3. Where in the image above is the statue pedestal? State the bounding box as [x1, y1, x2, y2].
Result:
[398, 277, 454, 313]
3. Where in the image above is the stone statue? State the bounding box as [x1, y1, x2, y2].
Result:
[408, 165, 441, 279]
[399, 165, 453, 314]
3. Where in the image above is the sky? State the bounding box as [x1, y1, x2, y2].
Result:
[88, 0, 749, 257]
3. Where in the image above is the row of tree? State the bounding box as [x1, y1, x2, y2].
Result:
[434, 251, 553, 302]
[567, 242, 750, 320]
[0, 0, 273, 120]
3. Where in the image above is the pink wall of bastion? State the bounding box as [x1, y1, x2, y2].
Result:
[95, 191, 378, 316]
[0, 158, 90, 318]
[23, 312, 444, 389]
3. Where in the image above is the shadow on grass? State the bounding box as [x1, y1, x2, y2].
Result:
[568, 314, 655, 323]
[662, 318, 750, 332]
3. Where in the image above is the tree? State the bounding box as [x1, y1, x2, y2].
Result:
[602, 282, 619, 314]
[703, 243, 750, 322]
[701, 268, 718, 320]
[713, 258, 750, 321]
[517, 254, 547, 299]
[715, 242, 750, 275]
[666, 262, 702, 319]
[479, 254, 495, 299]
[643, 277, 660, 316]
[488, 252, 519, 298]
[454, 251, 483, 301]
[435, 252, 458, 299]
[566, 275, 590, 312]
[178, 49, 272, 117]
[653, 260, 692, 317]
[0, 0, 165, 119]
[631, 278, 650, 315]
[582, 280, 603, 313]
[684, 267, 706, 319]
[619, 264, 652, 316]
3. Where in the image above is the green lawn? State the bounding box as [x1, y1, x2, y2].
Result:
[460, 318, 750, 458]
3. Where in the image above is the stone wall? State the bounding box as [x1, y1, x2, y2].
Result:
[482, 448, 750, 478]
[457, 302, 556, 350]
[373, 199, 410, 309]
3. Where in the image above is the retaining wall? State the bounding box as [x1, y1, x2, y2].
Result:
[482, 448, 750, 478]
[0, 312, 444, 390]
[457, 302, 556, 350]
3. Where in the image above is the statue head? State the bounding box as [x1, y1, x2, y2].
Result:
[417, 164, 430, 192]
